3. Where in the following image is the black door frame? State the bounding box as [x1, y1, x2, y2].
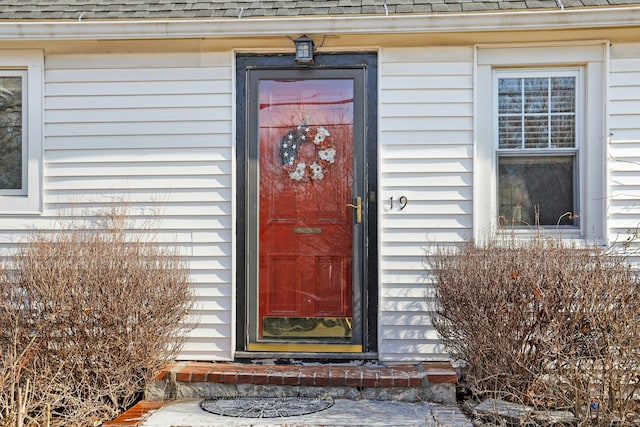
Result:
[235, 52, 378, 357]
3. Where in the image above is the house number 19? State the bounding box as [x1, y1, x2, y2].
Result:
[389, 196, 408, 211]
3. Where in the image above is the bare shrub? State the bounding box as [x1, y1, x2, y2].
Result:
[430, 236, 640, 424]
[0, 208, 193, 426]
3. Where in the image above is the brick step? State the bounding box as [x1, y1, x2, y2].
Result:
[146, 361, 458, 404]
[103, 401, 165, 427]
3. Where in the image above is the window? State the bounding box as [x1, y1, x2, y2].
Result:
[0, 51, 43, 214]
[0, 71, 27, 194]
[474, 44, 606, 241]
[496, 70, 581, 228]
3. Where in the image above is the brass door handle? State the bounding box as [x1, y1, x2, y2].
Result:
[346, 196, 362, 223]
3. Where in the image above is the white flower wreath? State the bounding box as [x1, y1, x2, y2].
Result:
[279, 125, 337, 181]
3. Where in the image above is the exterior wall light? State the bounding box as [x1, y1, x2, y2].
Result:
[294, 35, 315, 65]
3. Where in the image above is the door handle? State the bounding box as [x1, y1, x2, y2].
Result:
[346, 196, 362, 223]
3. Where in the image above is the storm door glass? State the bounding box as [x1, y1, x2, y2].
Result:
[257, 78, 355, 342]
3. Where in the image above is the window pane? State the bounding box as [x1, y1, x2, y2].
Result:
[524, 115, 548, 148]
[524, 78, 548, 114]
[498, 116, 522, 148]
[498, 156, 575, 227]
[0, 76, 22, 190]
[551, 115, 575, 148]
[498, 78, 522, 114]
[498, 74, 577, 151]
[550, 77, 575, 113]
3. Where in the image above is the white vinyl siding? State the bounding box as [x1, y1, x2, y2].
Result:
[379, 47, 474, 361]
[609, 43, 640, 247]
[0, 39, 633, 364]
[43, 52, 234, 360]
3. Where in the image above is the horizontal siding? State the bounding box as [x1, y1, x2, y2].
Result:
[40, 51, 234, 361]
[13, 42, 637, 365]
[378, 46, 474, 362]
[609, 43, 640, 248]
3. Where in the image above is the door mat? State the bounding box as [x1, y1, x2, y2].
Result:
[200, 396, 334, 418]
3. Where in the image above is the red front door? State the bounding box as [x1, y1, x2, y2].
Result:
[240, 55, 376, 353]
[238, 62, 367, 352]
[257, 78, 356, 345]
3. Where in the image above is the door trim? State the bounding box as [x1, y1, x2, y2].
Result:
[235, 52, 378, 356]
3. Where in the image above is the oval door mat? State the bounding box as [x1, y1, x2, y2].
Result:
[200, 396, 334, 418]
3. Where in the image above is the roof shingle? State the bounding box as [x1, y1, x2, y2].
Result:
[0, 0, 635, 20]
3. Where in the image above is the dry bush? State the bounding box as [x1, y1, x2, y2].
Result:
[430, 236, 640, 424]
[0, 208, 193, 426]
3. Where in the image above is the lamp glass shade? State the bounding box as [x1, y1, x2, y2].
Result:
[294, 36, 314, 64]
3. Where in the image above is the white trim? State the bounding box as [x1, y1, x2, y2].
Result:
[375, 46, 383, 360]
[230, 49, 238, 359]
[474, 42, 606, 242]
[0, 50, 43, 215]
[603, 42, 611, 246]
[0, 7, 638, 40]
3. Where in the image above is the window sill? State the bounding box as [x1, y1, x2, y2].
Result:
[0, 210, 43, 216]
[496, 227, 583, 238]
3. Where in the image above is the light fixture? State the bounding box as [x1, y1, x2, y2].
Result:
[294, 35, 314, 65]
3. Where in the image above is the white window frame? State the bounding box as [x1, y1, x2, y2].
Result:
[474, 43, 606, 242]
[0, 69, 28, 196]
[494, 68, 582, 229]
[0, 50, 43, 214]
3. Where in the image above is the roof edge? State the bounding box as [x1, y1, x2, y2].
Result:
[0, 6, 638, 40]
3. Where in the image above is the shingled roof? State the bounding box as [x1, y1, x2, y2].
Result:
[0, 0, 637, 20]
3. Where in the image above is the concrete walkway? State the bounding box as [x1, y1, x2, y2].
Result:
[138, 398, 472, 427]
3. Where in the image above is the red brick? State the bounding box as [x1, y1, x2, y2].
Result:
[248, 371, 265, 385]
[104, 401, 165, 427]
[153, 363, 175, 381]
[422, 361, 458, 384]
[266, 370, 285, 385]
[377, 374, 393, 387]
[206, 371, 223, 382]
[188, 361, 216, 368]
[312, 367, 333, 386]
[422, 361, 455, 371]
[249, 364, 270, 374]
[235, 365, 251, 374]
[263, 365, 292, 385]
[164, 361, 451, 390]
[282, 369, 300, 386]
[299, 372, 316, 386]
[344, 369, 364, 387]
[175, 370, 192, 382]
[390, 365, 420, 373]
[237, 370, 254, 384]
[408, 375, 425, 387]
[361, 370, 378, 387]
[212, 363, 239, 373]
[391, 369, 410, 387]
[326, 367, 346, 386]
[189, 368, 210, 383]
[427, 372, 458, 384]
[219, 371, 239, 383]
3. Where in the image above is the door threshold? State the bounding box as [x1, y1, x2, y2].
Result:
[247, 343, 362, 353]
[235, 351, 379, 362]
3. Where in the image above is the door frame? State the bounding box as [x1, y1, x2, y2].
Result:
[235, 52, 378, 357]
